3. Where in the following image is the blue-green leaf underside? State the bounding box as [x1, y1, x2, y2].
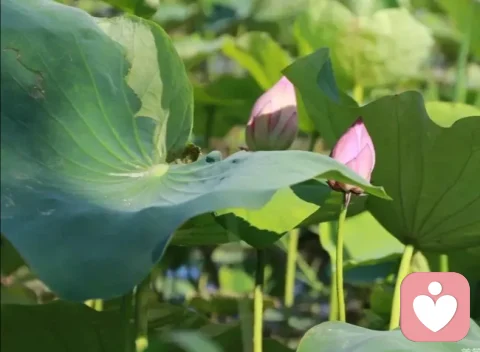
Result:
[0, 0, 388, 301]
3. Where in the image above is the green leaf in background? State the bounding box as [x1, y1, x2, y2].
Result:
[102, 0, 157, 17]
[425, 101, 480, 127]
[222, 32, 292, 90]
[188, 294, 275, 316]
[1, 235, 25, 276]
[152, 331, 223, 352]
[173, 35, 226, 69]
[338, 0, 401, 16]
[1, 301, 123, 352]
[435, 0, 480, 59]
[171, 214, 237, 246]
[252, 0, 309, 22]
[193, 75, 261, 107]
[215, 188, 318, 247]
[192, 76, 260, 139]
[296, 319, 480, 352]
[153, 3, 200, 27]
[1, 0, 388, 301]
[319, 211, 404, 269]
[294, 1, 434, 88]
[214, 179, 374, 248]
[284, 48, 480, 252]
[147, 303, 294, 352]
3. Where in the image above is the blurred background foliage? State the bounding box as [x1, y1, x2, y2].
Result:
[1, 0, 479, 351]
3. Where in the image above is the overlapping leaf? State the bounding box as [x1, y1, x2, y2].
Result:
[284, 48, 480, 252]
[297, 319, 480, 352]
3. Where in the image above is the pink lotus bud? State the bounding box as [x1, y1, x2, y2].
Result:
[327, 117, 376, 195]
[245, 76, 298, 151]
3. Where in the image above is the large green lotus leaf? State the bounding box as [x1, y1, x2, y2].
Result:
[284, 48, 480, 252]
[296, 319, 480, 352]
[435, 0, 480, 59]
[1, 301, 124, 352]
[222, 32, 292, 90]
[294, 1, 434, 88]
[96, 15, 193, 160]
[1, 0, 388, 301]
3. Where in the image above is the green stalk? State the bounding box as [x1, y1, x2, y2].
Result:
[389, 244, 415, 330]
[335, 192, 351, 322]
[308, 131, 319, 152]
[253, 249, 265, 352]
[329, 272, 338, 321]
[353, 83, 364, 105]
[135, 277, 151, 352]
[204, 105, 216, 150]
[121, 291, 134, 352]
[454, 0, 474, 103]
[284, 229, 299, 308]
[439, 254, 449, 272]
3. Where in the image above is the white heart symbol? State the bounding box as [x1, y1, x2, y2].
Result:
[413, 295, 457, 332]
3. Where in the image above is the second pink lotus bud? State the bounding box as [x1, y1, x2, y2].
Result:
[245, 76, 298, 151]
[327, 117, 376, 195]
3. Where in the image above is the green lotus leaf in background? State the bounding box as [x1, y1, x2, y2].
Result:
[435, 0, 480, 59]
[222, 32, 292, 90]
[319, 210, 403, 285]
[173, 35, 226, 69]
[171, 214, 237, 246]
[1, 0, 389, 300]
[319, 211, 404, 268]
[1, 301, 124, 352]
[101, 0, 157, 17]
[214, 179, 374, 248]
[294, 1, 434, 88]
[425, 101, 480, 127]
[284, 48, 480, 252]
[296, 319, 480, 352]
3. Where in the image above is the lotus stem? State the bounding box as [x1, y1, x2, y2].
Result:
[439, 254, 449, 272]
[454, 0, 474, 103]
[121, 291, 134, 352]
[336, 192, 351, 322]
[284, 229, 300, 308]
[308, 131, 319, 152]
[135, 276, 151, 352]
[353, 84, 364, 105]
[254, 249, 265, 352]
[204, 105, 216, 149]
[389, 244, 415, 330]
[329, 271, 339, 321]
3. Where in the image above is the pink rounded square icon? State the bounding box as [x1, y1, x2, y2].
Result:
[400, 272, 470, 342]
